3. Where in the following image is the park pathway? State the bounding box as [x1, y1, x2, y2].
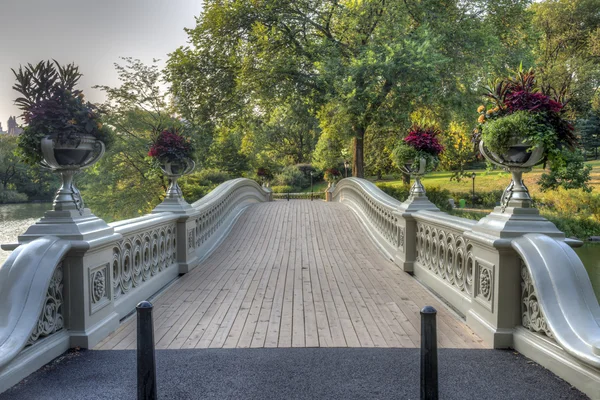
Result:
[96, 200, 483, 350]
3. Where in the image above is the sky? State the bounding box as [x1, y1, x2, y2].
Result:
[0, 0, 203, 129]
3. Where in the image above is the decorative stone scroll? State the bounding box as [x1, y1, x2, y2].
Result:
[112, 222, 177, 299]
[521, 260, 553, 338]
[27, 263, 64, 346]
[415, 222, 475, 295]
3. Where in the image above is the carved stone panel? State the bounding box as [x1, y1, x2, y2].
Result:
[474, 258, 494, 311]
[90, 263, 110, 314]
[28, 263, 64, 346]
[188, 228, 195, 254]
[398, 226, 405, 253]
[521, 260, 553, 338]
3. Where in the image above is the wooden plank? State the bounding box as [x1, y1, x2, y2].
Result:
[98, 200, 483, 350]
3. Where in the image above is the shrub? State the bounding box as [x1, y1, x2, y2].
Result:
[449, 190, 504, 208]
[545, 215, 600, 240]
[271, 185, 296, 193]
[538, 149, 592, 192]
[273, 165, 309, 188]
[180, 168, 231, 202]
[376, 183, 452, 212]
[0, 190, 28, 204]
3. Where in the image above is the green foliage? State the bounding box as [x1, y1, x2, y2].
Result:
[391, 143, 418, 166]
[439, 121, 476, 181]
[531, 0, 600, 114]
[546, 215, 600, 240]
[578, 111, 600, 159]
[166, 0, 535, 177]
[376, 183, 452, 212]
[179, 168, 231, 203]
[312, 129, 347, 171]
[270, 185, 296, 193]
[0, 135, 22, 189]
[481, 111, 554, 155]
[273, 165, 309, 189]
[0, 190, 28, 204]
[207, 127, 248, 175]
[80, 58, 182, 220]
[538, 149, 593, 192]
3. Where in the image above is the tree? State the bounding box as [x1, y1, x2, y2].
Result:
[166, 0, 533, 178]
[439, 121, 476, 181]
[531, 0, 600, 114]
[538, 148, 593, 192]
[0, 135, 22, 189]
[80, 58, 183, 220]
[578, 111, 600, 159]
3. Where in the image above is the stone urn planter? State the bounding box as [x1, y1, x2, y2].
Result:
[399, 157, 428, 200]
[479, 140, 544, 211]
[160, 158, 196, 201]
[40, 134, 105, 214]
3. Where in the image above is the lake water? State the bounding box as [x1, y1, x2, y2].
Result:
[1, 203, 599, 301]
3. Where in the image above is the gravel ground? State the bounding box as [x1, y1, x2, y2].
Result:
[1, 348, 588, 400]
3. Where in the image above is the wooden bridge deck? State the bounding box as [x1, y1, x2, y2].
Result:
[96, 201, 484, 349]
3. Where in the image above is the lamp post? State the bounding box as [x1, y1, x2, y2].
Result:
[344, 160, 349, 178]
[471, 172, 476, 208]
[310, 171, 314, 201]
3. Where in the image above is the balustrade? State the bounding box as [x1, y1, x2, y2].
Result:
[0, 178, 271, 392]
[332, 178, 404, 259]
[329, 177, 599, 398]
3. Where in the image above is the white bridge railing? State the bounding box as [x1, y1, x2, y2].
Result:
[330, 177, 600, 398]
[332, 178, 403, 259]
[0, 178, 271, 392]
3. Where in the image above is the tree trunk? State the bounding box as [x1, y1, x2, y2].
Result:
[352, 130, 364, 178]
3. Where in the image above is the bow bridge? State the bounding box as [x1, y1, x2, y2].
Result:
[0, 177, 599, 398]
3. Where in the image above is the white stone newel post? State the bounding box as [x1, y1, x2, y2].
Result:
[151, 159, 201, 273]
[12, 135, 123, 349]
[393, 177, 439, 273]
[325, 182, 336, 202]
[461, 141, 578, 348]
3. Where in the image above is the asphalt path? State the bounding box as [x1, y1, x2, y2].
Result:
[1, 348, 588, 400]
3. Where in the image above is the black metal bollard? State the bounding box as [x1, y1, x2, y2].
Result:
[287, 192, 290, 201]
[137, 301, 157, 400]
[420, 306, 438, 400]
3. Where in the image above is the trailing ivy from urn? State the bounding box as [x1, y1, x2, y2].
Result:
[12, 60, 113, 166]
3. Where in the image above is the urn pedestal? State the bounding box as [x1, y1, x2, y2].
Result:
[473, 141, 566, 240]
[152, 158, 196, 214]
[18, 135, 115, 244]
[398, 157, 438, 212]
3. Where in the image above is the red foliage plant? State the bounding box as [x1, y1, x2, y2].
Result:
[403, 126, 444, 156]
[504, 91, 563, 114]
[148, 129, 194, 163]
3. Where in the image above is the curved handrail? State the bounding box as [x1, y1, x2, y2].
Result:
[332, 178, 403, 210]
[512, 233, 600, 368]
[331, 178, 404, 258]
[0, 236, 71, 368]
[191, 178, 270, 209]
